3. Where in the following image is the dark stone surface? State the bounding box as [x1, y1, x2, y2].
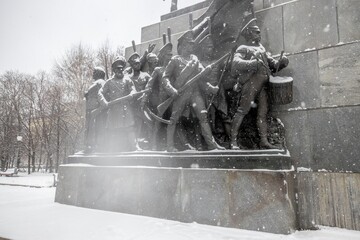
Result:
[273, 110, 313, 169]
[318, 42, 360, 107]
[309, 106, 360, 172]
[55, 165, 297, 234]
[283, 0, 338, 53]
[66, 150, 292, 170]
[253, 0, 263, 10]
[274, 105, 360, 172]
[257, 4, 284, 54]
[337, 0, 360, 43]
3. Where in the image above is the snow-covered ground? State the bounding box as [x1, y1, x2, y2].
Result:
[0, 173, 359, 240]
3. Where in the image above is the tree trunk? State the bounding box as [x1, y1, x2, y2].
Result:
[32, 151, 36, 172]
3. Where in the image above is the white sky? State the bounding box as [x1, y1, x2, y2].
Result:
[0, 0, 203, 75]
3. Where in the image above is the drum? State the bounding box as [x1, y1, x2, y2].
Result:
[269, 76, 293, 105]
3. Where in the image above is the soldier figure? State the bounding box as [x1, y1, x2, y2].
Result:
[144, 52, 158, 75]
[230, 19, 289, 149]
[98, 56, 138, 151]
[127, 52, 152, 147]
[140, 42, 173, 150]
[84, 67, 106, 153]
[197, 34, 230, 142]
[162, 31, 224, 152]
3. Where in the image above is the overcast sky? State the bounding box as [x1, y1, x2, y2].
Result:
[0, 0, 203, 75]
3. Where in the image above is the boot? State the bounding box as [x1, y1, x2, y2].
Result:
[200, 122, 225, 150]
[166, 124, 179, 152]
[257, 116, 278, 150]
[259, 137, 278, 149]
[230, 112, 245, 150]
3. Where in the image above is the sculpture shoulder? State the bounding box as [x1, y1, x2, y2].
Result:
[170, 55, 182, 63]
[140, 71, 151, 79]
[235, 45, 250, 55]
[123, 75, 133, 83]
[94, 79, 106, 86]
[153, 67, 164, 76]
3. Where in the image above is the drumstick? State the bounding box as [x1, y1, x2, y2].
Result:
[276, 50, 284, 72]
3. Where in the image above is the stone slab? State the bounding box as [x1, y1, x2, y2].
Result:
[309, 106, 360, 172]
[318, 42, 360, 107]
[141, 23, 160, 43]
[263, 0, 292, 9]
[159, 13, 191, 39]
[55, 165, 297, 234]
[337, 0, 360, 43]
[274, 105, 360, 172]
[253, 0, 264, 11]
[296, 172, 360, 230]
[67, 149, 292, 170]
[283, 0, 338, 53]
[257, 5, 284, 54]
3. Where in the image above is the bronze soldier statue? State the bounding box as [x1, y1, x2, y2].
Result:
[230, 19, 289, 150]
[98, 56, 139, 151]
[143, 52, 158, 75]
[84, 67, 106, 153]
[162, 31, 225, 152]
[127, 52, 152, 148]
[197, 34, 231, 143]
[140, 42, 173, 150]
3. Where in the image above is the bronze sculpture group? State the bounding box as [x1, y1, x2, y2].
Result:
[84, 18, 290, 153]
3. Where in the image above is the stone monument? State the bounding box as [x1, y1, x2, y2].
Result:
[55, 0, 318, 235]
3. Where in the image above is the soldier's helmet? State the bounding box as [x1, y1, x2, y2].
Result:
[177, 30, 195, 54]
[111, 56, 127, 69]
[240, 18, 260, 39]
[146, 52, 158, 63]
[93, 67, 105, 79]
[128, 52, 141, 64]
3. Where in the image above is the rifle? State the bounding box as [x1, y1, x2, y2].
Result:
[91, 89, 150, 118]
[157, 53, 230, 114]
[206, 47, 236, 111]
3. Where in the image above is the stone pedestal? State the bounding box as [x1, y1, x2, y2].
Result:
[55, 151, 296, 234]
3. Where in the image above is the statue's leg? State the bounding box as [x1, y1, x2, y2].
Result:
[230, 78, 259, 149]
[150, 121, 161, 150]
[257, 88, 277, 149]
[192, 94, 225, 150]
[128, 126, 141, 151]
[166, 97, 187, 152]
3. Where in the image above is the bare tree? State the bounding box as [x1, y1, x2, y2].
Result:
[96, 39, 124, 79]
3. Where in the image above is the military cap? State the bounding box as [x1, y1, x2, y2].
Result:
[128, 52, 140, 63]
[94, 66, 105, 73]
[111, 56, 127, 69]
[240, 18, 260, 37]
[146, 52, 158, 61]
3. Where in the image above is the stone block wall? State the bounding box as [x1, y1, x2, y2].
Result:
[255, 0, 360, 230]
[56, 165, 297, 234]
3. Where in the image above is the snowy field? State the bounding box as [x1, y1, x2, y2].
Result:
[0, 173, 359, 240]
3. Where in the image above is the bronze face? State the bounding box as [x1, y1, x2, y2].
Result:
[113, 65, 124, 79]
